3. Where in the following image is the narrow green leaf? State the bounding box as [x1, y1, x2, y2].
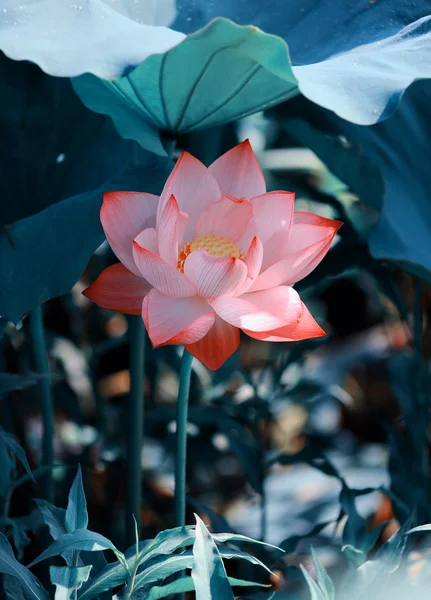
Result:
[0, 427, 34, 482]
[300, 565, 327, 600]
[3, 574, 26, 600]
[34, 500, 75, 565]
[78, 541, 150, 600]
[218, 548, 273, 575]
[80, 524, 278, 600]
[360, 521, 390, 554]
[132, 576, 268, 599]
[342, 544, 366, 567]
[191, 514, 234, 600]
[0, 534, 49, 600]
[65, 466, 88, 533]
[311, 548, 335, 600]
[50, 565, 92, 600]
[212, 532, 281, 552]
[28, 531, 118, 568]
[407, 524, 431, 535]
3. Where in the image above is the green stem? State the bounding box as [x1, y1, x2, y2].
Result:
[30, 306, 54, 503]
[125, 316, 145, 549]
[260, 486, 267, 543]
[174, 349, 194, 528]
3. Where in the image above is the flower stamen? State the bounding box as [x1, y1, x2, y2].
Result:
[177, 234, 244, 272]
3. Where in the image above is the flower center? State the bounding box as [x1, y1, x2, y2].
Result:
[177, 234, 244, 272]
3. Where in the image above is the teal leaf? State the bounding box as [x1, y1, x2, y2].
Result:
[0, 150, 172, 324]
[73, 12, 431, 151]
[4, 574, 26, 600]
[0, 53, 173, 323]
[0, 55, 133, 232]
[0, 0, 184, 78]
[0, 437, 13, 500]
[73, 18, 298, 156]
[217, 547, 272, 575]
[132, 577, 196, 600]
[288, 84, 431, 282]
[191, 514, 234, 600]
[340, 485, 368, 549]
[212, 532, 280, 552]
[34, 500, 67, 540]
[34, 500, 74, 565]
[65, 466, 88, 533]
[132, 575, 266, 600]
[28, 531, 118, 568]
[341, 545, 366, 568]
[78, 541, 150, 600]
[311, 548, 335, 600]
[361, 521, 390, 554]
[174, 0, 429, 63]
[131, 553, 196, 593]
[50, 566, 92, 600]
[0, 373, 39, 399]
[132, 547, 271, 594]
[0, 534, 49, 600]
[79, 524, 278, 600]
[407, 523, 431, 535]
[0, 427, 34, 482]
[340, 520, 411, 600]
[300, 566, 327, 600]
[139, 526, 196, 563]
[293, 16, 431, 125]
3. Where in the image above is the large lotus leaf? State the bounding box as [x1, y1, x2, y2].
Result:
[0, 52, 172, 323]
[293, 17, 431, 125]
[0, 53, 136, 228]
[0, 0, 184, 78]
[278, 82, 431, 281]
[173, 0, 431, 64]
[72, 18, 298, 155]
[338, 80, 431, 280]
[0, 151, 172, 324]
[74, 14, 431, 158]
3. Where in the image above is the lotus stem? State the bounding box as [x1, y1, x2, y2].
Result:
[175, 349, 194, 528]
[30, 306, 54, 503]
[125, 315, 145, 549]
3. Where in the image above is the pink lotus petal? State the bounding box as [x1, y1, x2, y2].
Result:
[83, 263, 150, 315]
[133, 240, 196, 298]
[236, 236, 264, 295]
[288, 212, 342, 253]
[101, 191, 158, 275]
[209, 140, 266, 199]
[195, 195, 253, 242]
[184, 251, 247, 299]
[157, 194, 186, 267]
[211, 285, 301, 332]
[237, 191, 295, 265]
[134, 227, 158, 254]
[157, 152, 221, 240]
[186, 316, 240, 370]
[244, 236, 263, 281]
[142, 289, 215, 348]
[244, 302, 325, 342]
[249, 214, 342, 291]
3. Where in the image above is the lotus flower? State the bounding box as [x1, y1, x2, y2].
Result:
[84, 141, 341, 369]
